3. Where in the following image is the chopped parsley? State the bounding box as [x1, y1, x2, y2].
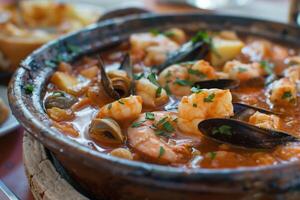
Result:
[174, 79, 193, 86]
[145, 112, 155, 120]
[193, 103, 197, 107]
[24, 84, 34, 94]
[191, 86, 202, 94]
[107, 103, 112, 110]
[208, 152, 217, 160]
[204, 93, 215, 103]
[238, 67, 247, 72]
[164, 31, 175, 37]
[212, 125, 232, 136]
[150, 29, 160, 36]
[157, 117, 168, 126]
[133, 73, 144, 80]
[282, 91, 293, 100]
[191, 31, 211, 45]
[147, 73, 160, 86]
[188, 68, 206, 78]
[162, 121, 175, 132]
[158, 146, 165, 158]
[131, 120, 146, 128]
[260, 60, 274, 75]
[118, 100, 125, 105]
[156, 87, 162, 98]
[164, 84, 172, 96]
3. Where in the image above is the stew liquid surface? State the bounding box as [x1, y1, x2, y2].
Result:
[43, 29, 300, 169]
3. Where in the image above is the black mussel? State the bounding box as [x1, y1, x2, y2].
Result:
[233, 102, 280, 116]
[193, 79, 239, 90]
[44, 91, 78, 109]
[156, 39, 209, 73]
[198, 118, 298, 149]
[118, 53, 135, 94]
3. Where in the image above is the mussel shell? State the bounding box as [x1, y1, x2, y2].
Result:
[97, 56, 120, 100]
[44, 91, 78, 109]
[233, 102, 279, 116]
[193, 79, 239, 90]
[110, 77, 131, 98]
[198, 118, 298, 149]
[156, 40, 209, 73]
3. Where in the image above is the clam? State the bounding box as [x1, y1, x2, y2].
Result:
[198, 103, 295, 149]
[97, 54, 134, 100]
[156, 34, 210, 73]
[44, 91, 78, 109]
[89, 118, 124, 144]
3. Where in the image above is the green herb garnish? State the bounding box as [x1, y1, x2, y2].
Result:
[158, 146, 165, 158]
[192, 103, 197, 107]
[164, 84, 172, 96]
[208, 152, 217, 160]
[204, 93, 215, 103]
[191, 31, 211, 45]
[238, 67, 247, 72]
[212, 125, 232, 136]
[174, 79, 193, 86]
[188, 68, 206, 78]
[157, 116, 168, 126]
[133, 73, 144, 80]
[66, 44, 81, 54]
[260, 60, 274, 75]
[191, 86, 202, 94]
[162, 121, 175, 132]
[118, 100, 125, 105]
[145, 112, 155, 120]
[24, 84, 34, 94]
[150, 29, 160, 36]
[131, 120, 146, 128]
[164, 31, 175, 37]
[156, 87, 162, 98]
[282, 91, 293, 99]
[147, 73, 159, 86]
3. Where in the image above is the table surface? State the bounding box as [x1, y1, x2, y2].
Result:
[0, 0, 292, 199]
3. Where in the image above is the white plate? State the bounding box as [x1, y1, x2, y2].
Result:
[0, 86, 19, 136]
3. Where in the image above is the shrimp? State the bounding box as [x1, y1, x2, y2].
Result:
[178, 89, 233, 135]
[249, 111, 280, 130]
[223, 60, 262, 81]
[158, 60, 217, 96]
[130, 33, 179, 66]
[135, 77, 169, 108]
[283, 65, 300, 83]
[128, 112, 192, 164]
[269, 77, 297, 106]
[97, 95, 143, 122]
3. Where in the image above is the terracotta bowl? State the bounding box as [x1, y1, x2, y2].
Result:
[8, 14, 300, 200]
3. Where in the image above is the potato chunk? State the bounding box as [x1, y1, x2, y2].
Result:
[209, 37, 244, 66]
[249, 111, 280, 130]
[47, 107, 75, 122]
[269, 78, 297, 106]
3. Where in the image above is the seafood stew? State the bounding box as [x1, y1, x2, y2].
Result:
[43, 28, 300, 169]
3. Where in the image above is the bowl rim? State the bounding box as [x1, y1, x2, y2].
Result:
[9, 12, 300, 181]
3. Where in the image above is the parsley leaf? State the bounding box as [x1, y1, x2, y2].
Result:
[118, 100, 125, 105]
[208, 152, 217, 160]
[188, 68, 206, 78]
[150, 29, 160, 36]
[212, 125, 232, 136]
[131, 120, 146, 128]
[164, 84, 172, 96]
[238, 67, 247, 72]
[191, 31, 211, 45]
[162, 121, 175, 132]
[193, 103, 197, 107]
[158, 146, 165, 158]
[145, 112, 155, 120]
[24, 84, 34, 94]
[133, 73, 144, 80]
[164, 31, 175, 37]
[204, 93, 215, 103]
[282, 91, 293, 99]
[174, 79, 193, 86]
[260, 60, 274, 75]
[156, 87, 162, 98]
[147, 73, 160, 86]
